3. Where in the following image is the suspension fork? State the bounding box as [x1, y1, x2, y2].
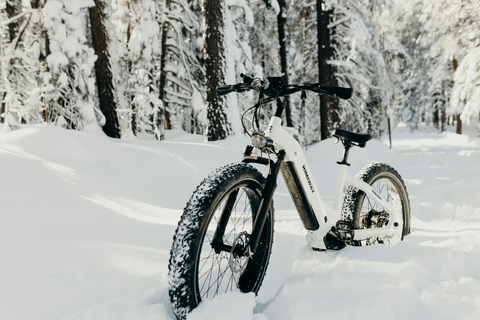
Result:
[211, 188, 240, 254]
[249, 150, 285, 253]
[210, 150, 285, 255]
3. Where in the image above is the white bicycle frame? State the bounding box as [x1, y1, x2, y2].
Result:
[262, 116, 402, 250]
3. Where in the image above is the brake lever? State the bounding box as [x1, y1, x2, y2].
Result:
[241, 73, 254, 85]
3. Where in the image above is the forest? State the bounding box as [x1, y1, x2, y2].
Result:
[1, 0, 479, 145]
[3, 1, 480, 319]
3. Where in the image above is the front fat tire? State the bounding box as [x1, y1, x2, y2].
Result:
[342, 162, 411, 246]
[168, 163, 274, 320]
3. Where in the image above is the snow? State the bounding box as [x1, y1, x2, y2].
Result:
[46, 52, 69, 74]
[1, 121, 480, 319]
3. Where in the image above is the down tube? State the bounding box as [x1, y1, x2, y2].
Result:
[265, 117, 335, 231]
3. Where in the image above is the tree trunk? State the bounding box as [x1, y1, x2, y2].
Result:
[441, 108, 446, 132]
[42, 29, 50, 122]
[456, 114, 462, 135]
[204, 0, 231, 141]
[0, 92, 5, 124]
[6, 0, 20, 42]
[89, 0, 121, 138]
[150, 71, 164, 140]
[124, 22, 137, 136]
[159, 0, 171, 133]
[453, 57, 462, 135]
[317, 0, 338, 140]
[277, 0, 293, 127]
[1, 0, 21, 124]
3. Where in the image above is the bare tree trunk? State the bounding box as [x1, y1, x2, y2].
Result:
[0, 91, 5, 124]
[277, 0, 293, 127]
[1, 0, 21, 124]
[89, 0, 121, 138]
[441, 108, 446, 132]
[41, 29, 50, 122]
[456, 115, 462, 135]
[124, 23, 137, 136]
[29, 0, 50, 122]
[204, 0, 231, 141]
[150, 71, 164, 140]
[159, 0, 171, 133]
[317, 0, 338, 140]
[452, 57, 462, 135]
[6, 0, 20, 42]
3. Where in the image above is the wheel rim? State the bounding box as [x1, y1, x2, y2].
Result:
[195, 182, 260, 301]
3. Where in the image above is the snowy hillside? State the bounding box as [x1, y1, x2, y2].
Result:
[1, 123, 480, 320]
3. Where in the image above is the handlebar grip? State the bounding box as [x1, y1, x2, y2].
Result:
[217, 85, 234, 96]
[305, 83, 352, 100]
[321, 86, 353, 100]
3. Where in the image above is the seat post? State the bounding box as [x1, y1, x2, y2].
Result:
[337, 139, 352, 166]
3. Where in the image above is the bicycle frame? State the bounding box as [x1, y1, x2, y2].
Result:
[244, 115, 402, 251]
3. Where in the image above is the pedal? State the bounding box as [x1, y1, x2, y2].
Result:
[324, 230, 346, 251]
[335, 220, 354, 242]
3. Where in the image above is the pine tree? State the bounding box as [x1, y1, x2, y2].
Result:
[251, 1, 280, 77]
[290, 0, 321, 145]
[159, 0, 205, 138]
[11, 1, 48, 126]
[0, 0, 26, 128]
[110, 0, 161, 138]
[247, 1, 279, 132]
[398, 0, 480, 132]
[396, 0, 424, 129]
[368, 0, 407, 132]
[328, 0, 389, 138]
[37, 1, 102, 131]
[450, 47, 480, 126]
[0, 0, 12, 126]
[110, 0, 135, 136]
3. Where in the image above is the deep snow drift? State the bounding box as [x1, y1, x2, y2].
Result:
[1, 122, 480, 320]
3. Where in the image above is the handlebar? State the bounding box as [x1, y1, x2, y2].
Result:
[217, 74, 263, 96]
[217, 83, 250, 95]
[217, 74, 352, 100]
[303, 83, 353, 100]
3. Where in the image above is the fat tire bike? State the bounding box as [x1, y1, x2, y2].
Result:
[168, 74, 411, 319]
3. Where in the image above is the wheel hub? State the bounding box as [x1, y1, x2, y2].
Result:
[228, 232, 251, 273]
[366, 209, 389, 228]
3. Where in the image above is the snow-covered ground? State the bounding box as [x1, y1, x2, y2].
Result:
[1, 121, 480, 320]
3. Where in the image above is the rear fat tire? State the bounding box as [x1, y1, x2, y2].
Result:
[168, 163, 274, 319]
[342, 162, 411, 246]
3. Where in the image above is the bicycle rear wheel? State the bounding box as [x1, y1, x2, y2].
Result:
[168, 163, 274, 319]
[342, 162, 410, 247]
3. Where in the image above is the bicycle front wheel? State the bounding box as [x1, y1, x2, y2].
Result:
[168, 163, 274, 319]
[342, 162, 411, 247]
